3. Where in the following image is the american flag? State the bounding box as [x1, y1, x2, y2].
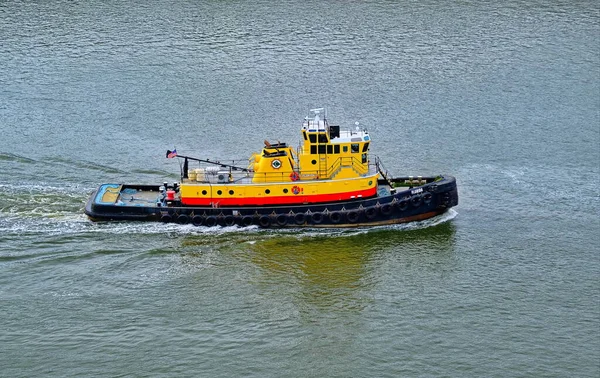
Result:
[166, 149, 177, 158]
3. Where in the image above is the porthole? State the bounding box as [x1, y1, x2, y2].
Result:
[202, 190, 207, 195]
[217, 190, 222, 195]
[283, 188, 288, 194]
[368, 180, 373, 185]
[229, 190, 234, 195]
[311, 159, 317, 165]
[265, 189, 271, 194]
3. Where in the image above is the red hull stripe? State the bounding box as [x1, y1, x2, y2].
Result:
[181, 187, 378, 207]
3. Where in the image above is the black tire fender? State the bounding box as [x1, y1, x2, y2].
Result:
[205, 216, 217, 227]
[311, 212, 324, 224]
[191, 215, 204, 226]
[397, 200, 409, 211]
[176, 214, 189, 224]
[411, 195, 423, 207]
[223, 215, 236, 227]
[346, 211, 359, 223]
[423, 192, 433, 204]
[365, 207, 378, 220]
[276, 214, 288, 226]
[329, 211, 342, 224]
[241, 216, 254, 227]
[381, 204, 393, 216]
[258, 215, 271, 228]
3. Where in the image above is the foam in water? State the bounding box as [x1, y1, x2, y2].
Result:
[0, 180, 458, 237]
[0, 210, 458, 238]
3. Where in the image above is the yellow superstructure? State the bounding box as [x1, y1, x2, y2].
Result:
[179, 108, 379, 207]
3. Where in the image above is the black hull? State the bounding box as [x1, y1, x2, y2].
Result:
[84, 175, 458, 228]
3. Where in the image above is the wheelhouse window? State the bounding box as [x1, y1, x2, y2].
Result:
[351, 143, 360, 153]
[362, 142, 369, 152]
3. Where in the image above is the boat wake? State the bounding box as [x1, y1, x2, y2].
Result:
[0, 209, 458, 238]
[87, 208, 459, 238]
[0, 179, 458, 238]
[266, 208, 459, 239]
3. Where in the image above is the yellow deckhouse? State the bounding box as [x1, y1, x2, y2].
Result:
[179, 108, 379, 207]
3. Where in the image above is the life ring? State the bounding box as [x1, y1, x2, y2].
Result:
[160, 214, 172, 223]
[346, 211, 359, 223]
[259, 215, 271, 228]
[294, 213, 305, 225]
[311, 212, 324, 224]
[205, 216, 217, 227]
[192, 215, 204, 226]
[290, 172, 300, 181]
[365, 207, 378, 220]
[411, 195, 422, 207]
[423, 192, 433, 204]
[271, 159, 282, 169]
[397, 200, 408, 211]
[223, 215, 236, 227]
[241, 216, 254, 227]
[176, 214, 189, 224]
[380, 204, 393, 216]
[276, 214, 288, 226]
[291, 185, 301, 195]
[329, 212, 342, 224]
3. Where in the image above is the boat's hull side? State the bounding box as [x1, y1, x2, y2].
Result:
[179, 174, 379, 207]
[179, 186, 378, 207]
[84, 176, 458, 228]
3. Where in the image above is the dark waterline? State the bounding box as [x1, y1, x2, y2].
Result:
[0, 1, 598, 377]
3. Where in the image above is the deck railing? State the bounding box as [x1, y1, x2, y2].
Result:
[184, 156, 378, 184]
[251, 156, 373, 183]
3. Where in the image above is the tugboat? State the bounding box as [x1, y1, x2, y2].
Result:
[84, 108, 458, 228]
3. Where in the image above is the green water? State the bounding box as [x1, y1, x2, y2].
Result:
[1, 1, 598, 377]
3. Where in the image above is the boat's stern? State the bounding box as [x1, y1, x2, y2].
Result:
[84, 184, 164, 222]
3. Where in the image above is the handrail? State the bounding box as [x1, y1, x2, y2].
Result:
[317, 156, 369, 178]
[251, 156, 372, 182]
[186, 155, 375, 183]
[374, 156, 394, 187]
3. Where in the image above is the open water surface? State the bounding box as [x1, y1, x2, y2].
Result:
[0, 1, 598, 377]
